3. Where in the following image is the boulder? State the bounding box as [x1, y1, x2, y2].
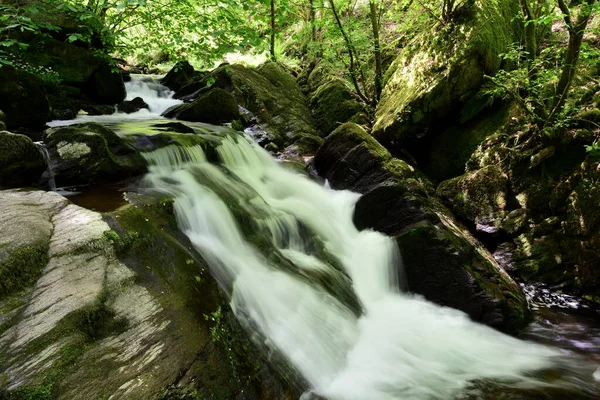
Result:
[44, 122, 145, 186]
[0, 110, 6, 131]
[163, 88, 240, 124]
[0, 189, 297, 399]
[118, 97, 150, 114]
[161, 60, 196, 91]
[315, 123, 530, 333]
[373, 0, 520, 148]
[0, 131, 46, 188]
[0, 66, 50, 129]
[174, 62, 322, 152]
[302, 63, 368, 135]
[86, 62, 126, 104]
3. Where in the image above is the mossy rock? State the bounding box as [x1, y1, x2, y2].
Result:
[161, 60, 196, 91]
[309, 78, 364, 135]
[373, 0, 520, 147]
[44, 122, 145, 186]
[0, 131, 46, 188]
[315, 122, 431, 194]
[437, 165, 510, 231]
[0, 66, 50, 129]
[164, 87, 240, 124]
[175, 62, 321, 152]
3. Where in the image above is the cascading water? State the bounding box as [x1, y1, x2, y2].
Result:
[34, 142, 56, 191]
[47, 74, 182, 128]
[124, 75, 182, 115]
[143, 132, 599, 399]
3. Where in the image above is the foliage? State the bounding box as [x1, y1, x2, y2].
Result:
[485, 0, 600, 133]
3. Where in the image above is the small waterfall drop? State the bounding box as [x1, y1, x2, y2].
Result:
[48, 74, 182, 127]
[35, 141, 56, 191]
[124, 75, 182, 116]
[144, 132, 599, 399]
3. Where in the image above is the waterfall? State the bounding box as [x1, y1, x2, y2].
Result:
[124, 75, 182, 116]
[48, 74, 182, 128]
[35, 141, 56, 191]
[144, 132, 598, 399]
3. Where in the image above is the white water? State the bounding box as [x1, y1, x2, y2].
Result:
[47, 74, 182, 127]
[143, 133, 596, 399]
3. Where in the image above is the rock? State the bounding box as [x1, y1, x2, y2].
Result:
[161, 60, 196, 91]
[373, 0, 520, 148]
[174, 62, 322, 152]
[163, 88, 240, 124]
[530, 146, 555, 169]
[0, 66, 50, 129]
[303, 66, 366, 135]
[0, 189, 298, 399]
[315, 123, 530, 333]
[44, 122, 145, 186]
[437, 165, 510, 233]
[0, 131, 46, 188]
[82, 104, 116, 116]
[86, 63, 126, 104]
[118, 97, 150, 114]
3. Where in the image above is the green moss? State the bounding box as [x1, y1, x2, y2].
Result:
[9, 385, 53, 400]
[0, 245, 49, 301]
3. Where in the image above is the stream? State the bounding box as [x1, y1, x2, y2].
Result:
[46, 75, 600, 399]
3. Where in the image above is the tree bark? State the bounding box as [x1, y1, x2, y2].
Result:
[549, 0, 596, 120]
[328, 0, 368, 102]
[270, 0, 276, 60]
[369, 0, 382, 102]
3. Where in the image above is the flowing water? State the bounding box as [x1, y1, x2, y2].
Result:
[48, 75, 600, 399]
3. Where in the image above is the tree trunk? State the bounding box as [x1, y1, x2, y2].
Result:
[270, 0, 276, 60]
[369, 0, 382, 102]
[328, 0, 368, 102]
[549, 0, 596, 120]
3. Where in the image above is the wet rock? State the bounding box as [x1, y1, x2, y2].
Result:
[0, 66, 50, 129]
[316, 123, 530, 333]
[163, 87, 240, 124]
[174, 62, 322, 152]
[82, 104, 116, 116]
[44, 122, 145, 186]
[0, 189, 298, 399]
[161, 60, 196, 91]
[151, 121, 195, 134]
[0, 131, 46, 188]
[118, 97, 150, 114]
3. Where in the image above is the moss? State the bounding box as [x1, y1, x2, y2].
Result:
[9, 385, 53, 400]
[0, 245, 49, 301]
